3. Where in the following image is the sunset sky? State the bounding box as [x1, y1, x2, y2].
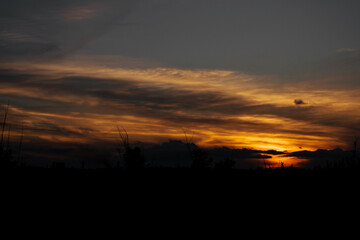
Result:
[1, 0, 359, 167]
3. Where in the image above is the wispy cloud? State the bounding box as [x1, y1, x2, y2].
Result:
[0, 31, 32, 41]
[337, 48, 358, 53]
[61, 5, 100, 22]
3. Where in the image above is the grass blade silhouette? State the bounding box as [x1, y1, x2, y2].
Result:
[0, 102, 9, 148]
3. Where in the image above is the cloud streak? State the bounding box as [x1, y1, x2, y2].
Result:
[0, 0, 144, 60]
[1, 56, 359, 160]
[61, 6, 100, 22]
[337, 48, 358, 53]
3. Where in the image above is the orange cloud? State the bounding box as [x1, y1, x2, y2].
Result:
[1, 55, 359, 167]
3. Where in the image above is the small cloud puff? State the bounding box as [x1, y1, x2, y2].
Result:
[294, 99, 306, 105]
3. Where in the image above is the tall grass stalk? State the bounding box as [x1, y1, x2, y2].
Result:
[0, 102, 9, 148]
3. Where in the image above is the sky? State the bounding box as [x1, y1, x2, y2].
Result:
[1, 0, 359, 168]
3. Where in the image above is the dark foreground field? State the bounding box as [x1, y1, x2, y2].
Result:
[3, 166, 359, 186]
[3, 165, 359, 217]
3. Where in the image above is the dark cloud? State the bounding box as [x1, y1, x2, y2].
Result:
[84, 0, 360, 78]
[294, 99, 306, 105]
[286, 149, 353, 168]
[0, 0, 144, 60]
[0, 69, 41, 84]
[0, 71, 295, 136]
[1, 0, 360, 81]
[205, 146, 280, 169]
[1, 68, 359, 144]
